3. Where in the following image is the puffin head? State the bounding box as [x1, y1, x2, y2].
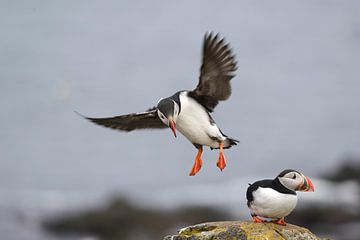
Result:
[156, 98, 180, 138]
[277, 169, 314, 192]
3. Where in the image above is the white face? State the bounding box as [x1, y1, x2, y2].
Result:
[157, 100, 180, 126]
[278, 171, 304, 191]
[157, 109, 168, 126]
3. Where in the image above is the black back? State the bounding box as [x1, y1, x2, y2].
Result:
[246, 178, 296, 207]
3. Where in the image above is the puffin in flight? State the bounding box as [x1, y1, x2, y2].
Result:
[246, 169, 314, 225]
[82, 33, 239, 176]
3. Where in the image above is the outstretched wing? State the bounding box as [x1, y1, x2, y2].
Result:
[78, 108, 167, 132]
[189, 33, 237, 112]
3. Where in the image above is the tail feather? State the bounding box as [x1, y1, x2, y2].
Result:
[223, 137, 239, 149]
[211, 136, 239, 150]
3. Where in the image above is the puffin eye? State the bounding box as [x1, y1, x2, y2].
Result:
[292, 174, 296, 179]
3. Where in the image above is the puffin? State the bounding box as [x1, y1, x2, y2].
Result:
[246, 169, 314, 225]
[81, 33, 239, 176]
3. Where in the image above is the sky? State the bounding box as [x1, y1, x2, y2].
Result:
[0, 0, 359, 209]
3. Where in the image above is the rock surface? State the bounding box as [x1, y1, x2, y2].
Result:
[164, 221, 325, 240]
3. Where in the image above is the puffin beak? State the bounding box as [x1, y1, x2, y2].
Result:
[299, 175, 315, 192]
[168, 118, 177, 138]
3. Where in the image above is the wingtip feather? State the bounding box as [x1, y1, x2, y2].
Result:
[74, 110, 88, 119]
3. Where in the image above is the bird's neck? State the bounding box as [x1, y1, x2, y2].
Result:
[272, 178, 296, 195]
[168, 91, 182, 112]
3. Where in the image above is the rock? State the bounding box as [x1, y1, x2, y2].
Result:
[164, 221, 325, 240]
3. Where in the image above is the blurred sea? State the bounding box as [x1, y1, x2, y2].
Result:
[1, 0, 359, 239]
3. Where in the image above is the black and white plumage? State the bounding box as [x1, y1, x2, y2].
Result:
[246, 169, 314, 225]
[82, 33, 239, 176]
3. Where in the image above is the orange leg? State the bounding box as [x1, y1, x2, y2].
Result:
[189, 146, 203, 176]
[272, 218, 286, 225]
[216, 142, 227, 171]
[252, 215, 266, 223]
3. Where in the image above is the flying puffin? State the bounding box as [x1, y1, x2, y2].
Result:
[246, 169, 314, 225]
[81, 33, 239, 176]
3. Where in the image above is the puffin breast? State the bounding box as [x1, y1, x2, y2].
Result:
[250, 187, 298, 219]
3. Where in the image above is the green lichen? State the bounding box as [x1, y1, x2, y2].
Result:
[164, 221, 324, 240]
[179, 224, 218, 236]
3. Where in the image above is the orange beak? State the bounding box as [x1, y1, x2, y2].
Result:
[168, 118, 177, 138]
[299, 175, 315, 192]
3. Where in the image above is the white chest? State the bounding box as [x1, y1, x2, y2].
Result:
[249, 187, 298, 219]
[175, 92, 223, 147]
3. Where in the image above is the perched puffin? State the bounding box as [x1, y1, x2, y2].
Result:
[81, 33, 239, 176]
[246, 169, 314, 225]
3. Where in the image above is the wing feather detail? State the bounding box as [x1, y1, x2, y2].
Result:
[189, 33, 237, 112]
[77, 109, 167, 132]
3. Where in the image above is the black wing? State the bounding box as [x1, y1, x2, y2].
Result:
[78, 108, 167, 132]
[246, 180, 272, 207]
[189, 33, 237, 112]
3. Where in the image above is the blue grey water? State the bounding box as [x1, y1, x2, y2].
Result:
[0, 1, 359, 239]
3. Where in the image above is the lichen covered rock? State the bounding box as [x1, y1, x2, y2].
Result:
[164, 221, 323, 240]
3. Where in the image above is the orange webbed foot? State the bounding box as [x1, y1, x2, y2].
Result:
[252, 215, 266, 223]
[189, 158, 202, 176]
[216, 142, 227, 171]
[272, 218, 286, 225]
[189, 147, 203, 176]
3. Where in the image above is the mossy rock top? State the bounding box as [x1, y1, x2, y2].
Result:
[164, 221, 326, 240]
